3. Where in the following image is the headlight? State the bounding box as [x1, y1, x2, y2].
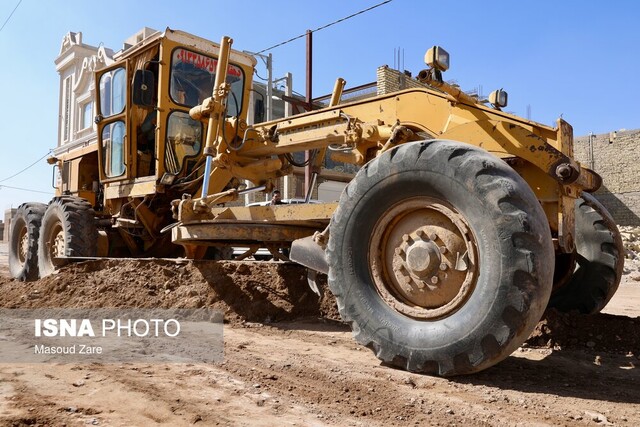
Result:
[424, 46, 449, 72]
[489, 89, 508, 108]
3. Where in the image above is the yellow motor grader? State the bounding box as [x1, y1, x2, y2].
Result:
[9, 29, 623, 376]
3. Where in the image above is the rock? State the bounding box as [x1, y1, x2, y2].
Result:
[584, 410, 609, 424]
[403, 377, 417, 387]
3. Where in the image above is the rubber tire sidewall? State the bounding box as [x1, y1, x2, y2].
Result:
[8, 203, 46, 281]
[327, 140, 554, 375]
[38, 197, 97, 278]
[549, 193, 624, 313]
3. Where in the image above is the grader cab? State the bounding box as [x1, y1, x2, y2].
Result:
[9, 30, 623, 376]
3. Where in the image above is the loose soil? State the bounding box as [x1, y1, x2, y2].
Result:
[1, 246, 639, 426]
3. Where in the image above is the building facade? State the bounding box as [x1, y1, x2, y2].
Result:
[54, 31, 116, 157]
[574, 129, 640, 226]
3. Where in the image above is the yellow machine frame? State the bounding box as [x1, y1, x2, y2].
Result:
[172, 37, 600, 258]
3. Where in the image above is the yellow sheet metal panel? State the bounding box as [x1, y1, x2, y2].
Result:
[172, 222, 322, 244]
[181, 202, 338, 224]
[104, 177, 158, 199]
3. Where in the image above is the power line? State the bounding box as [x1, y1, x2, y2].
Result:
[0, 151, 51, 183]
[0, 0, 23, 33]
[256, 0, 393, 54]
[0, 185, 51, 195]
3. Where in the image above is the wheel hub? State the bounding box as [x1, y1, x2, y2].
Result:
[52, 230, 65, 258]
[370, 198, 478, 320]
[401, 231, 441, 280]
[46, 222, 65, 266]
[18, 228, 28, 265]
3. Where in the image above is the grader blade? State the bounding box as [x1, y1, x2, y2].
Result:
[289, 235, 329, 275]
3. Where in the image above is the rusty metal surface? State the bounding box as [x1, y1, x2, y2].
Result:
[557, 118, 575, 158]
[172, 222, 321, 245]
[368, 197, 478, 320]
[557, 194, 576, 253]
[179, 200, 337, 224]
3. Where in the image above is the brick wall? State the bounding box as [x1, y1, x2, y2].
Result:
[574, 129, 640, 225]
[376, 65, 428, 95]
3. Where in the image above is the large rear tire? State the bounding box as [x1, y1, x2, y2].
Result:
[38, 197, 98, 278]
[8, 203, 46, 281]
[549, 193, 624, 313]
[327, 140, 554, 376]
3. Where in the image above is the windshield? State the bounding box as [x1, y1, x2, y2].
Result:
[170, 48, 244, 116]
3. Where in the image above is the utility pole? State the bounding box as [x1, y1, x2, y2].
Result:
[243, 50, 274, 121]
[265, 53, 273, 121]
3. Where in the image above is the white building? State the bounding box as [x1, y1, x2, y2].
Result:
[54, 31, 115, 156]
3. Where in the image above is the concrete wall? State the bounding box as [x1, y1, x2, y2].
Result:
[574, 129, 640, 226]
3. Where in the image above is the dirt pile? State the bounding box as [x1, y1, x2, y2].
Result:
[0, 259, 340, 324]
[1, 258, 638, 358]
[526, 309, 640, 354]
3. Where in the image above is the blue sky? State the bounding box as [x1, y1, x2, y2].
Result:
[0, 0, 638, 211]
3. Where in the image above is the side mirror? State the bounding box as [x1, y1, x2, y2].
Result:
[489, 89, 508, 109]
[132, 70, 156, 106]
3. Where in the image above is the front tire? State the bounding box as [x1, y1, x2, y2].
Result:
[38, 197, 98, 278]
[8, 203, 46, 281]
[327, 140, 554, 376]
[549, 193, 624, 313]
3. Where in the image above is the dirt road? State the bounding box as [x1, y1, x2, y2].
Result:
[1, 243, 639, 426]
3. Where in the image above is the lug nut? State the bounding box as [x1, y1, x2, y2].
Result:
[429, 233, 437, 241]
[395, 247, 403, 256]
[416, 229, 426, 238]
[439, 263, 448, 271]
[402, 276, 413, 293]
[402, 234, 411, 243]
[430, 276, 439, 285]
[439, 245, 447, 254]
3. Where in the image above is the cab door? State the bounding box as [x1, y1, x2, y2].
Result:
[95, 62, 131, 182]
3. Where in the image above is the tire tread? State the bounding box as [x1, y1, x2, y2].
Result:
[327, 140, 553, 376]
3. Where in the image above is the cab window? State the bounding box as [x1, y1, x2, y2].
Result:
[169, 48, 244, 116]
[99, 67, 126, 117]
[101, 121, 126, 177]
[164, 111, 202, 175]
